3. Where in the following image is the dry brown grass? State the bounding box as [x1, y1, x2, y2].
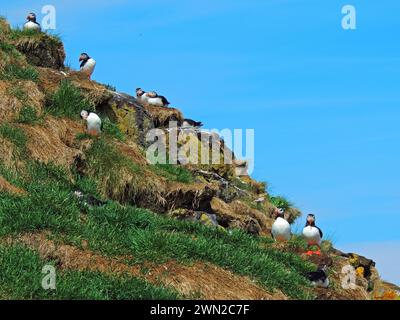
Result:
[0, 176, 26, 195]
[21, 117, 85, 168]
[144, 105, 184, 127]
[0, 137, 25, 173]
[0, 80, 44, 123]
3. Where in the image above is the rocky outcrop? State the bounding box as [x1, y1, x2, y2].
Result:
[210, 197, 273, 236]
[13, 34, 66, 70]
[96, 92, 154, 147]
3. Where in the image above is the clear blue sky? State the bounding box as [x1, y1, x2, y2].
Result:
[2, 0, 399, 285]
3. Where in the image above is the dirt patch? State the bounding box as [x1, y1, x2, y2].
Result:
[11, 232, 283, 300]
[0, 176, 26, 195]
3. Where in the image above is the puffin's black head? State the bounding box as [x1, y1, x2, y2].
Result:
[318, 264, 328, 273]
[136, 88, 145, 97]
[306, 214, 316, 226]
[274, 208, 285, 219]
[79, 53, 90, 62]
[27, 13, 37, 22]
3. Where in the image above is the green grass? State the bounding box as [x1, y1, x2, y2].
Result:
[102, 118, 125, 141]
[17, 106, 39, 124]
[0, 245, 179, 300]
[8, 85, 28, 101]
[103, 84, 116, 91]
[0, 123, 27, 152]
[46, 80, 93, 119]
[75, 132, 94, 141]
[85, 138, 141, 181]
[269, 195, 293, 211]
[152, 164, 194, 183]
[0, 64, 39, 82]
[0, 160, 314, 299]
[9, 27, 62, 44]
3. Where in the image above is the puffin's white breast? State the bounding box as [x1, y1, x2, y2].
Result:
[24, 21, 41, 31]
[313, 278, 329, 288]
[87, 113, 102, 132]
[147, 97, 165, 107]
[140, 93, 152, 103]
[272, 217, 291, 242]
[81, 58, 96, 76]
[302, 226, 321, 245]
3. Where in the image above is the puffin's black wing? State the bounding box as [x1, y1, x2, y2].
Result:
[80, 60, 87, 68]
[306, 270, 327, 282]
[160, 96, 170, 105]
[316, 226, 323, 239]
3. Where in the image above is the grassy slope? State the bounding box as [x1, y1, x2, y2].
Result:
[0, 18, 315, 300]
[0, 156, 313, 299]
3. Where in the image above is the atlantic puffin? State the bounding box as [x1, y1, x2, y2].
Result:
[271, 208, 291, 242]
[80, 110, 102, 135]
[302, 214, 323, 254]
[24, 13, 41, 31]
[79, 53, 96, 79]
[306, 264, 330, 288]
[136, 88, 170, 107]
[182, 119, 203, 128]
[136, 88, 152, 105]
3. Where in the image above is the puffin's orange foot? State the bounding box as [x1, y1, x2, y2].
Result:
[306, 250, 313, 256]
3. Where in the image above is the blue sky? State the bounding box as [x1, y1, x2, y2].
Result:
[1, 0, 399, 285]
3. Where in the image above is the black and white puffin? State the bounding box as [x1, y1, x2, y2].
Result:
[306, 265, 330, 288]
[136, 88, 152, 105]
[80, 110, 102, 135]
[24, 13, 41, 31]
[79, 53, 96, 79]
[271, 208, 291, 242]
[182, 119, 203, 128]
[302, 213, 323, 254]
[136, 88, 170, 107]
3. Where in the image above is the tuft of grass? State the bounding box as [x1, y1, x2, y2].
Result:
[152, 164, 194, 183]
[269, 195, 293, 210]
[0, 123, 27, 152]
[46, 80, 93, 119]
[102, 118, 125, 141]
[0, 42, 17, 54]
[103, 84, 116, 91]
[17, 106, 39, 124]
[0, 245, 180, 300]
[86, 138, 140, 172]
[9, 27, 62, 44]
[8, 85, 28, 101]
[0, 64, 39, 82]
[75, 132, 94, 141]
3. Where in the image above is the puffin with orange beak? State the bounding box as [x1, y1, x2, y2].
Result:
[24, 13, 41, 31]
[302, 214, 323, 255]
[79, 53, 96, 79]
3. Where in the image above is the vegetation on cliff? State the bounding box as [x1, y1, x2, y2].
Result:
[0, 17, 397, 300]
